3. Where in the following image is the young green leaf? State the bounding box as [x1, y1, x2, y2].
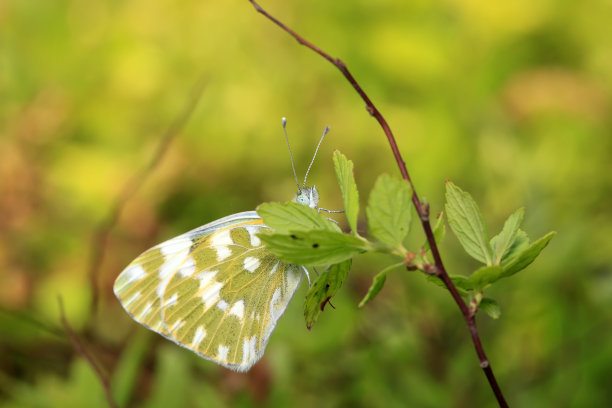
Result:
[468, 265, 504, 290]
[358, 263, 404, 308]
[426, 274, 473, 296]
[479, 298, 501, 319]
[257, 201, 338, 234]
[500, 229, 530, 268]
[424, 211, 446, 253]
[333, 150, 359, 233]
[304, 260, 351, 329]
[500, 231, 556, 278]
[258, 229, 368, 266]
[366, 174, 413, 248]
[445, 181, 494, 265]
[490, 207, 524, 264]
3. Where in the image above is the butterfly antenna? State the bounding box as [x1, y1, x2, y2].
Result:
[282, 117, 301, 192]
[303, 125, 330, 189]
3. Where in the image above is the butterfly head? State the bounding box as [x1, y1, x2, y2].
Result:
[283, 117, 329, 211]
[295, 186, 319, 209]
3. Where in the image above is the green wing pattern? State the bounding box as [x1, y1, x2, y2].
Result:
[114, 211, 303, 371]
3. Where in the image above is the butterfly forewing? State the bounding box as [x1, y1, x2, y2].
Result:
[114, 211, 303, 372]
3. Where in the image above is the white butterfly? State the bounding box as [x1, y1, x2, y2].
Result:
[114, 118, 331, 371]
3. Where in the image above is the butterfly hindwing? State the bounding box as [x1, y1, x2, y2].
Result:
[114, 211, 303, 371]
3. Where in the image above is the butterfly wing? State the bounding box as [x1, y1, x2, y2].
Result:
[113, 211, 304, 371]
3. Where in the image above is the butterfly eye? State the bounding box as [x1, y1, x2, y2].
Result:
[296, 193, 309, 205]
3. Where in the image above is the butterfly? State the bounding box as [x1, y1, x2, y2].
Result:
[114, 118, 333, 372]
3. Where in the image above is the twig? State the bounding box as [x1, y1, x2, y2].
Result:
[58, 297, 118, 408]
[87, 77, 206, 313]
[248, 2, 508, 406]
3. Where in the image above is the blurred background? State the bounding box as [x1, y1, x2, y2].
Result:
[1, 0, 611, 406]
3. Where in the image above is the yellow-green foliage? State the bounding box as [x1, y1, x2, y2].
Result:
[1, 0, 611, 406]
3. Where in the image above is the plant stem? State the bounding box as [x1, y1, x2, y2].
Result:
[248, 1, 508, 406]
[87, 77, 206, 314]
[59, 297, 118, 408]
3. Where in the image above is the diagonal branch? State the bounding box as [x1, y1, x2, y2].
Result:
[87, 78, 206, 313]
[248, 2, 508, 406]
[58, 297, 118, 408]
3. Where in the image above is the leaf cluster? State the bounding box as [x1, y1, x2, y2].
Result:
[440, 181, 556, 317]
[257, 151, 555, 327]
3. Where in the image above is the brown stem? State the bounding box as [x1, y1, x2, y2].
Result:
[87, 77, 206, 314]
[248, 2, 508, 406]
[58, 297, 118, 408]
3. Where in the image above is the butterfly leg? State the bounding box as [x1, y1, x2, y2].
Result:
[301, 266, 312, 287]
[318, 208, 343, 224]
[318, 208, 344, 214]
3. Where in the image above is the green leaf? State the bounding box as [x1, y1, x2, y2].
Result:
[147, 345, 190, 408]
[258, 229, 368, 266]
[445, 181, 494, 265]
[468, 265, 504, 290]
[426, 274, 473, 296]
[500, 229, 530, 268]
[304, 260, 351, 329]
[358, 263, 403, 308]
[112, 329, 153, 406]
[257, 201, 338, 234]
[333, 150, 359, 233]
[479, 298, 501, 319]
[366, 174, 413, 248]
[424, 211, 446, 253]
[490, 207, 524, 264]
[501, 231, 556, 278]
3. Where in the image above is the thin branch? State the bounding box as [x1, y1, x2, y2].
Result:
[248, 2, 508, 406]
[58, 297, 118, 408]
[87, 77, 206, 312]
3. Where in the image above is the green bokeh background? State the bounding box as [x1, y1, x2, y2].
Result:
[1, 0, 611, 406]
